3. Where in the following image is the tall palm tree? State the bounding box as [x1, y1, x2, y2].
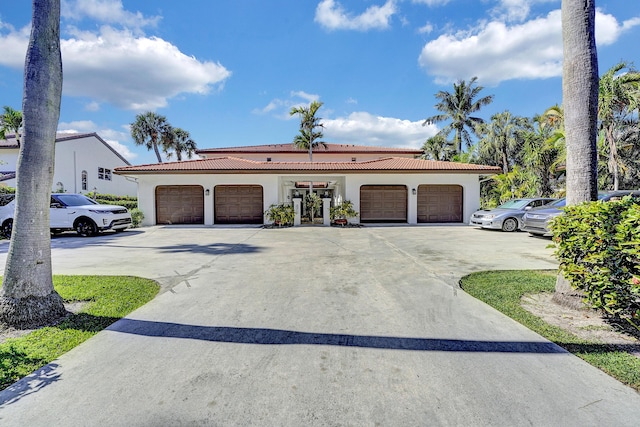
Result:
[423, 77, 494, 154]
[476, 110, 526, 174]
[163, 127, 197, 161]
[290, 101, 326, 222]
[0, 106, 23, 146]
[289, 100, 326, 162]
[130, 111, 171, 163]
[562, 0, 598, 205]
[555, 0, 599, 308]
[521, 114, 562, 196]
[0, 0, 66, 328]
[598, 62, 640, 190]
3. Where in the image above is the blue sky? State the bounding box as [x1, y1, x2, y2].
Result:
[1, 0, 639, 165]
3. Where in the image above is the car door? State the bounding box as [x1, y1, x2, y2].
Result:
[49, 196, 73, 228]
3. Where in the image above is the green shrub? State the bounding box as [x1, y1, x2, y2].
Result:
[130, 208, 144, 228]
[264, 203, 294, 227]
[552, 196, 640, 330]
[91, 193, 138, 210]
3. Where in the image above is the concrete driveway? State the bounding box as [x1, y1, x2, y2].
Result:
[0, 225, 638, 426]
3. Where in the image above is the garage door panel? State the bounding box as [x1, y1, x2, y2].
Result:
[156, 185, 204, 225]
[417, 185, 462, 223]
[215, 185, 263, 224]
[360, 185, 407, 222]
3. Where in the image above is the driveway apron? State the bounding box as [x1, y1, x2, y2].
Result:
[0, 226, 638, 426]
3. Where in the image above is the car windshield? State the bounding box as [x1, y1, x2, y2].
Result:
[496, 199, 531, 210]
[55, 194, 98, 207]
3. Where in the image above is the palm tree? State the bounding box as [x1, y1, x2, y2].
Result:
[163, 127, 197, 161]
[0, 106, 23, 145]
[562, 0, 598, 205]
[130, 112, 171, 163]
[423, 77, 494, 154]
[421, 134, 454, 161]
[521, 114, 563, 196]
[476, 110, 526, 174]
[598, 62, 640, 190]
[0, 0, 67, 328]
[290, 101, 326, 222]
[555, 0, 599, 308]
[289, 100, 326, 162]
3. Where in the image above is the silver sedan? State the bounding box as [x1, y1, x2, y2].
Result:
[470, 198, 556, 232]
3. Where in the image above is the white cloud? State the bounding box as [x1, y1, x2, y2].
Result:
[418, 22, 434, 34]
[58, 120, 137, 160]
[85, 101, 100, 112]
[62, 0, 160, 31]
[315, 0, 396, 31]
[59, 26, 231, 110]
[411, 0, 451, 5]
[0, 10, 230, 111]
[418, 9, 639, 85]
[254, 91, 321, 118]
[323, 112, 437, 149]
[0, 23, 30, 68]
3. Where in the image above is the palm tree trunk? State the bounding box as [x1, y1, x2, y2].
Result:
[555, 0, 599, 309]
[153, 140, 163, 163]
[0, 0, 66, 328]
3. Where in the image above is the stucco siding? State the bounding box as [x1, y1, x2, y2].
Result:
[0, 135, 136, 196]
[130, 172, 482, 226]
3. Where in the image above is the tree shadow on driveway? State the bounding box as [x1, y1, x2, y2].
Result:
[109, 318, 569, 354]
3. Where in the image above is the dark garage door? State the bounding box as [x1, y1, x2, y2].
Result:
[417, 185, 463, 223]
[215, 185, 263, 224]
[156, 185, 204, 225]
[360, 185, 407, 222]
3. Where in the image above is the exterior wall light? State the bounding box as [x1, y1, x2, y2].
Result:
[205, 189, 210, 196]
[412, 188, 417, 195]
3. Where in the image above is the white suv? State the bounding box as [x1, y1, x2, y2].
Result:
[0, 193, 132, 238]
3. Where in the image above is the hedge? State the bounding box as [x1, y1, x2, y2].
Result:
[552, 196, 640, 330]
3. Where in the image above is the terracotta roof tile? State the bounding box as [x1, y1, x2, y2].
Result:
[196, 143, 423, 155]
[115, 156, 501, 174]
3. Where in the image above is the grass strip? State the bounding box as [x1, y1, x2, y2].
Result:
[0, 275, 159, 391]
[460, 270, 640, 391]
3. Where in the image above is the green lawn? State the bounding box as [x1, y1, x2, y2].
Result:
[460, 270, 640, 391]
[0, 276, 159, 391]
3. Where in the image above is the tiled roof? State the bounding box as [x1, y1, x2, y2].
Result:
[196, 143, 423, 155]
[115, 156, 501, 174]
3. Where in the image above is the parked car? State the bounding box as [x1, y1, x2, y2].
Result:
[0, 193, 132, 238]
[470, 197, 556, 232]
[522, 190, 640, 237]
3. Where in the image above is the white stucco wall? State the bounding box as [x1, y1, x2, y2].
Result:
[128, 172, 483, 226]
[0, 135, 136, 196]
[134, 174, 279, 226]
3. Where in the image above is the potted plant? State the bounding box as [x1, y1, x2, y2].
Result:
[264, 203, 295, 227]
[330, 200, 358, 226]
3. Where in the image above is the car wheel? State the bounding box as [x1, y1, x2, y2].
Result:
[502, 218, 518, 232]
[1, 219, 13, 239]
[75, 218, 97, 237]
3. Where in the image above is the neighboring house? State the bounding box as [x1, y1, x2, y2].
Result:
[115, 143, 500, 227]
[0, 132, 136, 196]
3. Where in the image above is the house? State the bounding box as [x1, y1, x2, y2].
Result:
[0, 132, 137, 196]
[114, 143, 500, 227]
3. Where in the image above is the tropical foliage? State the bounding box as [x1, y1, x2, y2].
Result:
[552, 196, 640, 331]
[423, 76, 494, 155]
[425, 63, 640, 207]
[290, 100, 326, 162]
[130, 112, 197, 162]
[0, 106, 23, 145]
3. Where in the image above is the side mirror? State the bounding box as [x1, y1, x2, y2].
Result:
[50, 202, 63, 208]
